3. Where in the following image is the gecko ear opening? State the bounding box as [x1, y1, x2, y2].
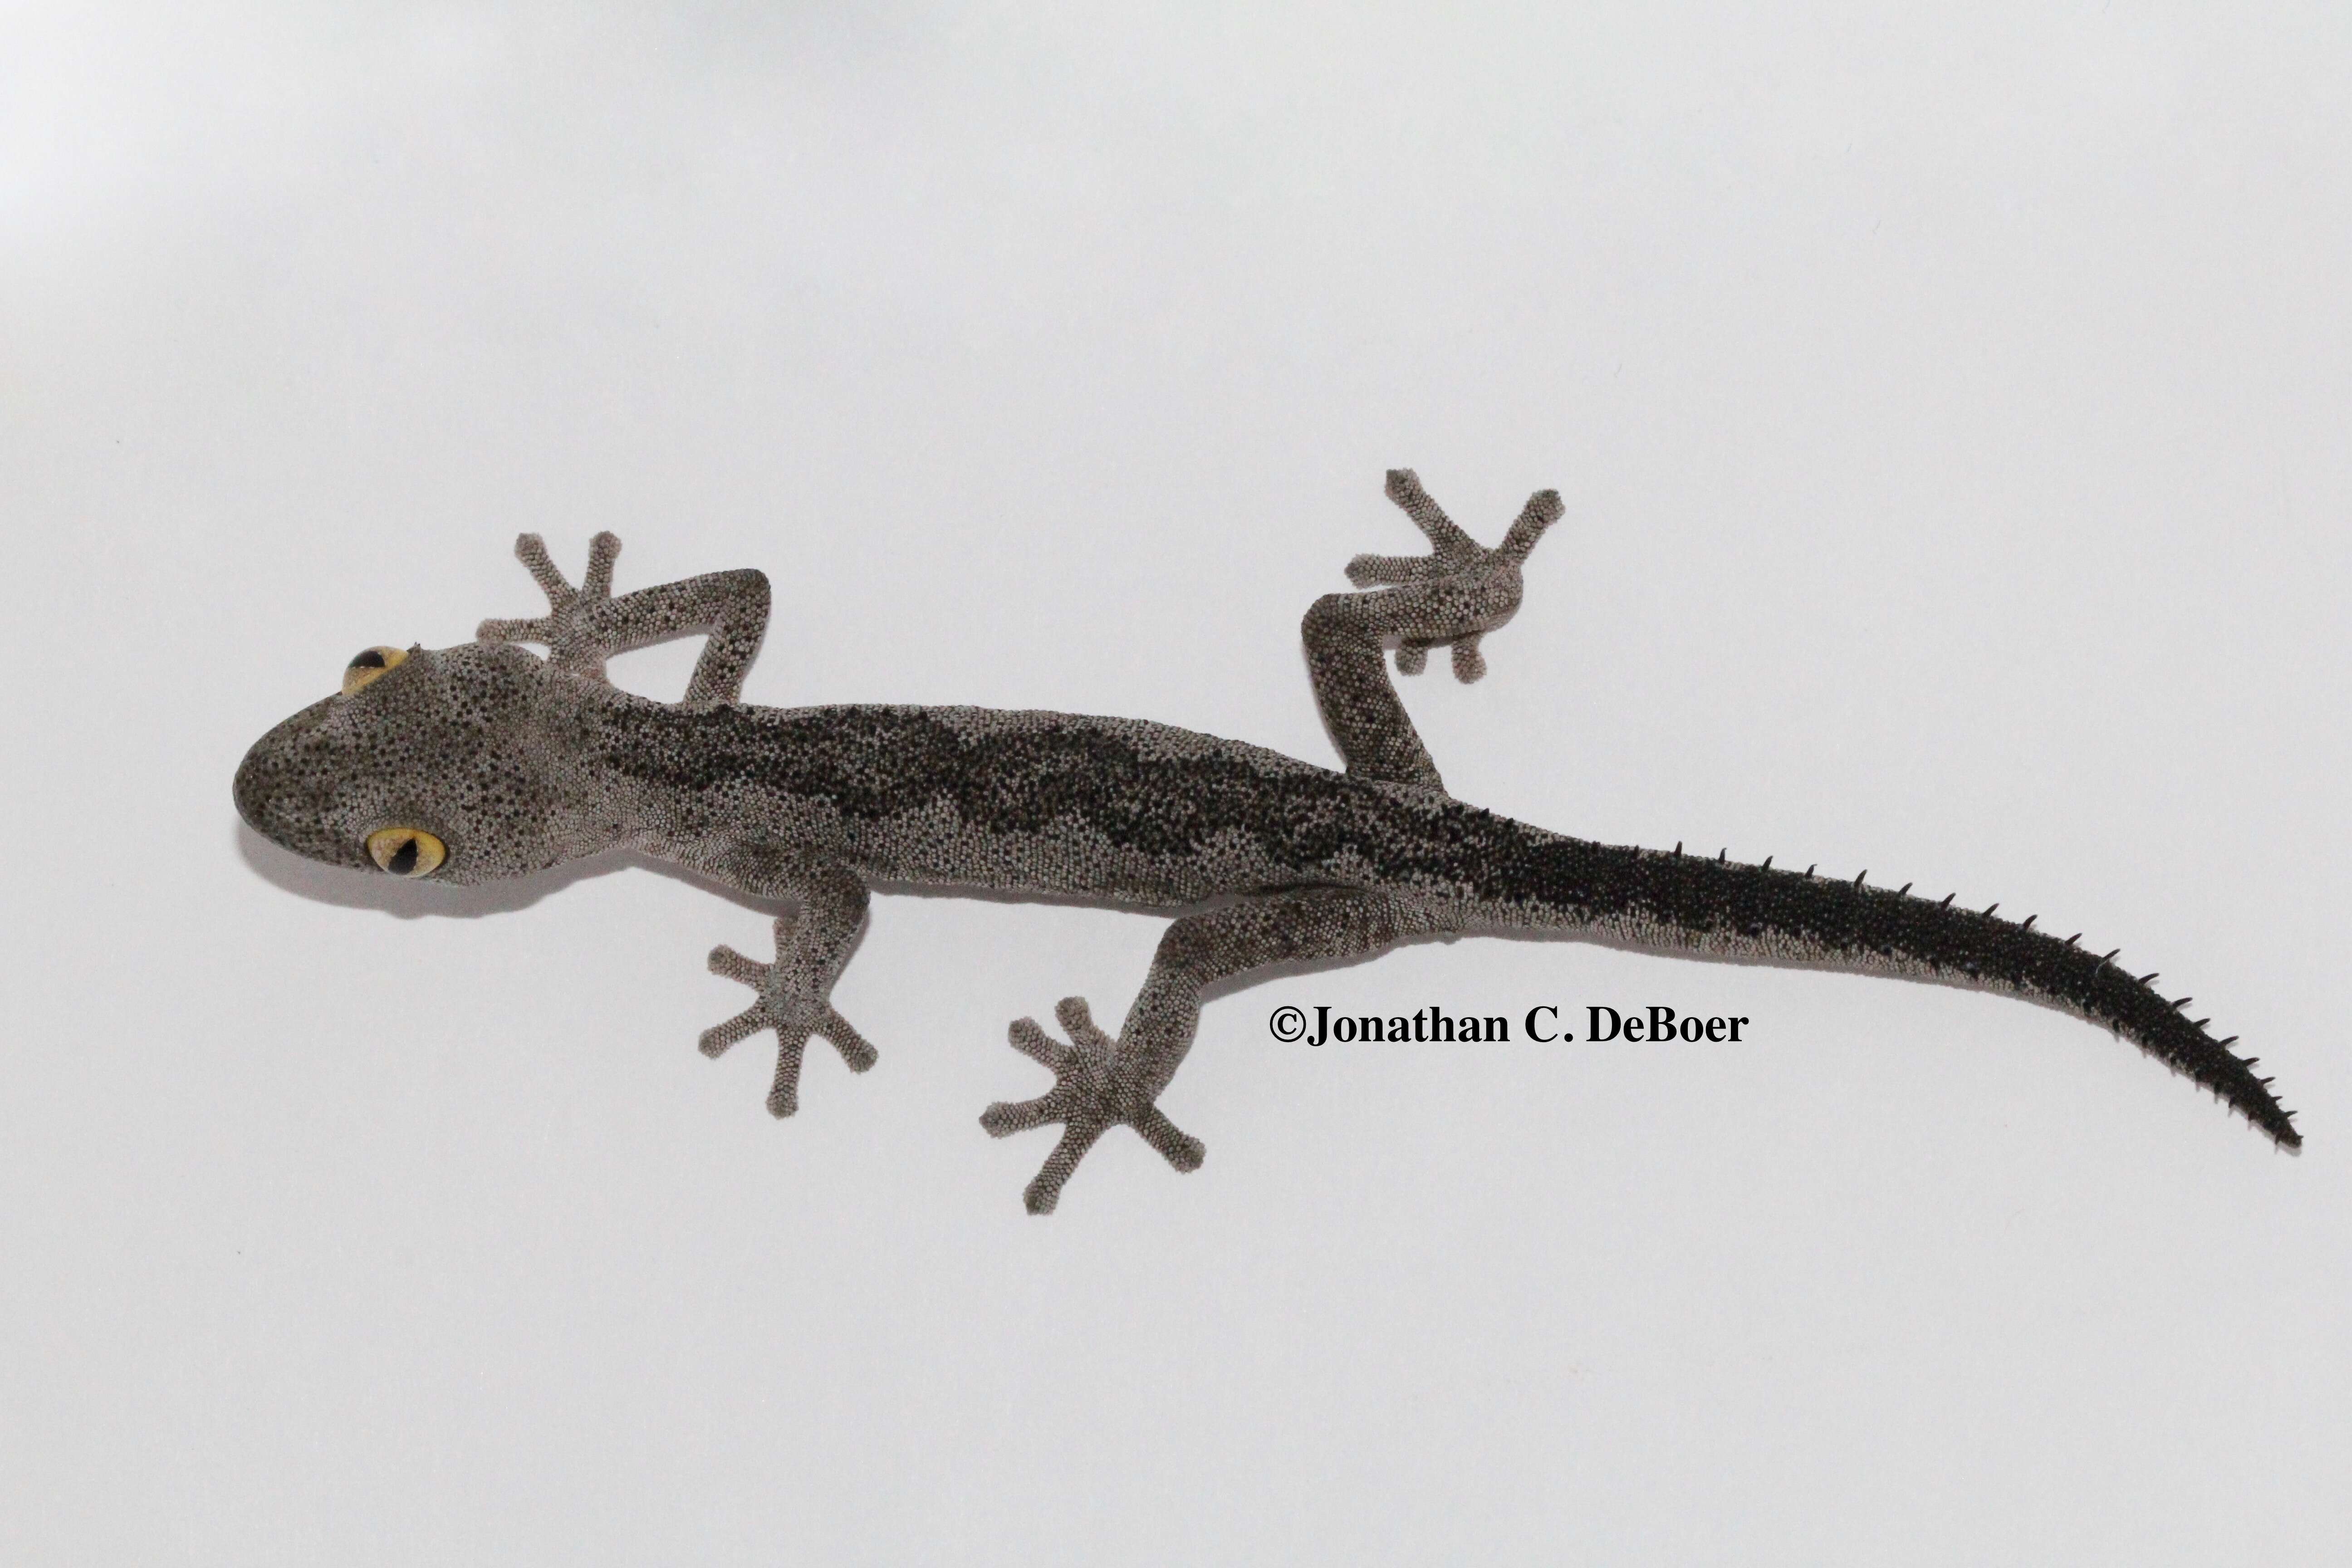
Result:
[366, 827, 446, 878]
[343, 646, 410, 695]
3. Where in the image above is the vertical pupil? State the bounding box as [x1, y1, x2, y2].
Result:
[387, 838, 419, 875]
[349, 648, 388, 669]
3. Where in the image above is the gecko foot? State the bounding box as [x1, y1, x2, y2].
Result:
[700, 943, 878, 1117]
[476, 530, 623, 681]
[1342, 469, 1563, 681]
[980, 997, 1205, 1215]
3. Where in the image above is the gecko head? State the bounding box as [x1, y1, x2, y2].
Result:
[235, 640, 590, 886]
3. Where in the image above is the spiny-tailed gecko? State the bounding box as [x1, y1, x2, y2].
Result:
[235, 471, 2299, 1210]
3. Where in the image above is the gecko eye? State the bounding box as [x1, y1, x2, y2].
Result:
[366, 827, 446, 877]
[343, 646, 409, 695]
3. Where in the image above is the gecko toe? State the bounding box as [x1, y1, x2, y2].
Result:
[581, 531, 622, 599]
[476, 615, 554, 646]
[1133, 1107, 1206, 1171]
[1052, 996, 1113, 1052]
[1007, 1016, 1074, 1071]
[980, 1093, 1065, 1137]
[1346, 552, 1439, 587]
[764, 1036, 811, 1117]
[821, 1007, 878, 1072]
[707, 944, 768, 985]
[699, 1005, 765, 1059]
[1023, 1119, 1112, 1215]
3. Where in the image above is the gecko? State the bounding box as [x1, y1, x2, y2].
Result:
[234, 470, 2300, 1210]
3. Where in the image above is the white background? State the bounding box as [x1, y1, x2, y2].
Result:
[5, 4, 2347, 1562]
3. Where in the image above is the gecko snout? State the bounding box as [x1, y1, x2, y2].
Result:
[233, 696, 370, 869]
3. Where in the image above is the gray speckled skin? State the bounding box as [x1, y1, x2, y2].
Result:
[235, 470, 2298, 1211]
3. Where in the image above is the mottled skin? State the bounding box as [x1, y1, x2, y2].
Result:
[235, 470, 2299, 1211]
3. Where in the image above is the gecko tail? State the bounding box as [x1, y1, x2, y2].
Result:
[1504, 838, 2302, 1150]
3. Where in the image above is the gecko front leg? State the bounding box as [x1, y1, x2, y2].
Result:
[983, 889, 1448, 1213]
[1303, 470, 1563, 792]
[477, 531, 772, 705]
[691, 853, 878, 1117]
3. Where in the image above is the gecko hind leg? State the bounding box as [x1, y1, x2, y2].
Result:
[981, 889, 1445, 1213]
[477, 531, 773, 705]
[1303, 470, 1563, 792]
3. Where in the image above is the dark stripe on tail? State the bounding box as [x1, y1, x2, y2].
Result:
[1512, 838, 2299, 1148]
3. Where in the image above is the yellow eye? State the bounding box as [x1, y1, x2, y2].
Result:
[343, 646, 409, 695]
[367, 827, 446, 877]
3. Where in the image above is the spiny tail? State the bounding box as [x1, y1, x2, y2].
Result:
[1496, 835, 2300, 1148]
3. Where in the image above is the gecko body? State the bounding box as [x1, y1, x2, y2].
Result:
[235, 472, 2298, 1210]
